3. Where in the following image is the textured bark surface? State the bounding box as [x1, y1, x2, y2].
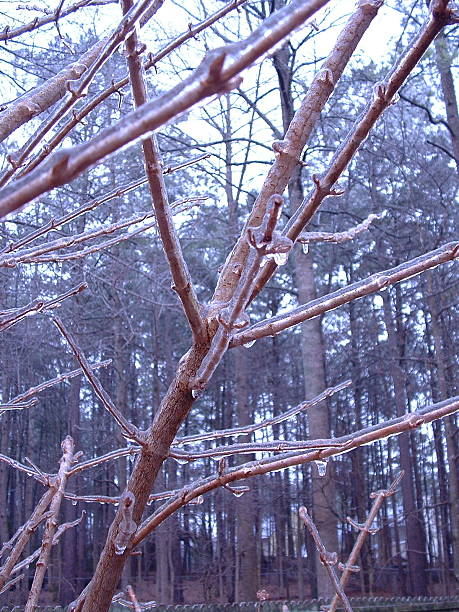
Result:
[382, 292, 428, 595]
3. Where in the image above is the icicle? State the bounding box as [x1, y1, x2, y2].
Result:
[172, 456, 189, 465]
[191, 389, 200, 399]
[243, 339, 256, 348]
[274, 251, 288, 266]
[315, 459, 328, 477]
[302, 243, 309, 255]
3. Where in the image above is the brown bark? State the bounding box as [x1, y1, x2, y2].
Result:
[382, 291, 428, 595]
[425, 273, 459, 584]
[234, 347, 258, 602]
[433, 29, 459, 169]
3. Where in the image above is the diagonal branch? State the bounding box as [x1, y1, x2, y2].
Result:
[52, 316, 145, 445]
[131, 394, 459, 547]
[299, 506, 353, 612]
[15, 0, 246, 178]
[212, 0, 384, 306]
[174, 380, 350, 446]
[0, 283, 87, 332]
[0, 489, 55, 591]
[0, 40, 105, 143]
[0, 0, 115, 43]
[328, 471, 404, 612]
[0, 0, 331, 217]
[4, 360, 111, 406]
[121, 0, 204, 342]
[191, 195, 292, 390]
[24, 436, 75, 612]
[249, 0, 456, 299]
[231, 241, 459, 347]
[0, 0, 165, 186]
[298, 212, 381, 245]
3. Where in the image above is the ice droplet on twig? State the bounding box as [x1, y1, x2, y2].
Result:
[114, 543, 126, 555]
[231, 488, 246, 498]
[243, 339, 256, 348]
[172, 456, 189, 465]
[315, 459, 328, 477]
[191, 389, 200, 399]
[274, 252, 288, 266]
[302, 243, 309, 255]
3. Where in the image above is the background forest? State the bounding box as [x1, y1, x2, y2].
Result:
[0, 0, 458, 608]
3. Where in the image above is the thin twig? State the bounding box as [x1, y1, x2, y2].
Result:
[0, 0, 332, 216]
[0, 283, 87, 331]
[298, 213, 381, 245]
[231, 241, 459, 347]
[328, 471, 404, 612]
[299, 506, 353, 612]
[4, 360, 111, 406]
[122, 0, 205, 342]
[52, 316, 145, 444]
[174, 380, 351, 446]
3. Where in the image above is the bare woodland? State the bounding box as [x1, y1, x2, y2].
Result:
[0, 0, 458, 610]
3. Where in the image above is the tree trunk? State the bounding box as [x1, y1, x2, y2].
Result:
[382, 290, 428, 595]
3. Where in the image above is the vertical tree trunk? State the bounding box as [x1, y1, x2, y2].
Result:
[425, 273, 459, 586]
[234, 347, 258, 601]
[433, 29, 459, 171]
[382, 290, 428, 595]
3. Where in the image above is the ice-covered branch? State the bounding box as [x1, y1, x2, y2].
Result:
[132, 394, 459, 547]
[192, 195, 291, 390]
[0, 283, 86, 332]
[175, 380, 350, 446]
[0, 489, 54, 591]
[24, 436, 75, 612]
[299, 506, 353, 612]
[0, 0, 115, 43]
[328, 471, 404, 612]
[0, 40, 105, 143]
[122, 0, 204, 342]
[16, 0, 244, 177]
[0, 0, 330, 217]
[3, 360, 111, 407]
[0, 0, 164, 187]
[250, 0, 456, 299]
[231, 241, 459, 347]
[298, 213, 381, 245]
[213, 0, 384, 305]
[52, 316, 145, 445]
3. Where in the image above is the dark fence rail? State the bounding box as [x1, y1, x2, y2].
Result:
[1, 595, 459, 612]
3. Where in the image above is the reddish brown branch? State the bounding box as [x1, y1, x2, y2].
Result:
[299, 506, 353, 612]
[0, 0, 330, 217]
[52, 316, 145, 444]
[231, 242, 459, 347]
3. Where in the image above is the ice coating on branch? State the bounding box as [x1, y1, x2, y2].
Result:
[114, 490, 137, 556]
[314, 459, 328, 477]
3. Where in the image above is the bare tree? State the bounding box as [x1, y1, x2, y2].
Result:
[0, 0, 458, 609]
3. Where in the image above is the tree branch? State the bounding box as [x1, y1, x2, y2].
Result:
[122, 0, 205, 342]
[231, 241, 459, 347]
[299, 506, 353, 612]
[0, 0, 331, 217]
[52, 316, 145, 445]
[212, 0, 384, 305]
[131, 394, 459, 547]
